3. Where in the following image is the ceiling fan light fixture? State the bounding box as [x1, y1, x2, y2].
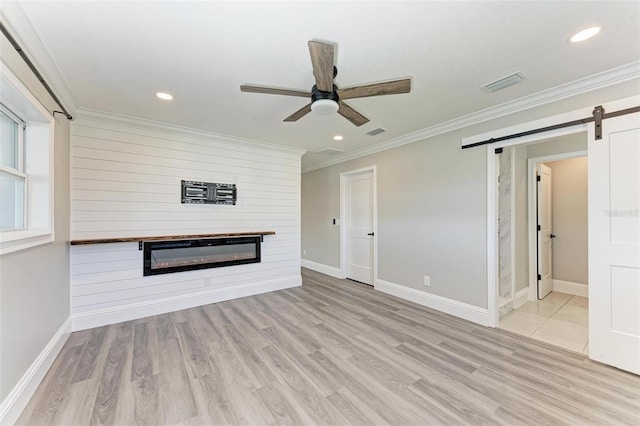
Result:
[311, 99, 339, 115]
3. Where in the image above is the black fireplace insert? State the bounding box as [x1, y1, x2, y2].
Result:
[143, 236, 261, 276]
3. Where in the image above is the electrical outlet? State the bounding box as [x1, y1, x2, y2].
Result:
[423, 275, 430, 286]
[303, 249, 307, 256]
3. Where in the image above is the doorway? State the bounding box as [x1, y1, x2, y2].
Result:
[495, 138, 590, 354]
[340, 166, 377, 285]
[528, 152, 589, 302]
[478, 96, 639, 374]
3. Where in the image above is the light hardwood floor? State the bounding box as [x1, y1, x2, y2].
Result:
[18, 268, 640, 425]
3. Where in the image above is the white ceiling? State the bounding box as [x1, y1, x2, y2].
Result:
[4, 1, 640, 169]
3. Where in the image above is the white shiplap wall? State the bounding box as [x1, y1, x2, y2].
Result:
[70, 110, 304, 330]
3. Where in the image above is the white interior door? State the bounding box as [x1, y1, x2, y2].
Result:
[589, 112, 640, 375]
[537, 163, 553, 299]
[347, 172, 374, 284]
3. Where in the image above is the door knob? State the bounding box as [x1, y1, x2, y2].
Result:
[367, 232, 375, 236]
[550, 234, 556, 238]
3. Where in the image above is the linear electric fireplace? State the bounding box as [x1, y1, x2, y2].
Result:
[143, 236, 261, 276]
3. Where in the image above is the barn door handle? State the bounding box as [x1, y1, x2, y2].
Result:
[367, 232, 375, 236]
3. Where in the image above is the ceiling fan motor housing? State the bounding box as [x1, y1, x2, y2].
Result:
[311, 84, 339, 103]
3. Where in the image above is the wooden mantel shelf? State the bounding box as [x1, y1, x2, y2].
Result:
[69, 231, 276, 246]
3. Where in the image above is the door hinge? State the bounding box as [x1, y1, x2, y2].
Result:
[537, 224, 541, 231]
[536, 175, 541, 182]
[495, 147, 503, 154]
[537, 274, 542, 281]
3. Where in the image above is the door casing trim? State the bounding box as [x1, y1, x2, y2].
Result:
[484, 124, 588, 327]
[340, 166, 378, 284]
[527, 150, 587, 301]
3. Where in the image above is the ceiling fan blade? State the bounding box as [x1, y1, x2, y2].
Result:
[337, 78, 411, 100]
[338, 101, 369, 127]
[308, 41, 334, 92]
[284, 103, 312, 122]
[241, 85, 310, 98]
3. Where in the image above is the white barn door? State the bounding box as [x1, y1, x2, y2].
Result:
[589, 111, 640, 374]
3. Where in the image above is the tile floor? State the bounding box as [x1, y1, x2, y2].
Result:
[499, 291, 589, 354]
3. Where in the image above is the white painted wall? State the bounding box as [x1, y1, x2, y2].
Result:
[0, 33, 70, 417]
[546, 157, 588, 285]
[303, 129, 489, 309]
[69, 111, 304, 329]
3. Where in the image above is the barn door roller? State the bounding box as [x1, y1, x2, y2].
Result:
[593, 105, 605, 140]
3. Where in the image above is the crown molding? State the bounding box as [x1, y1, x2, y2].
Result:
[75, 107, 307, 157]
[302, 61, 640, 173]
[0, 4, 79, 114]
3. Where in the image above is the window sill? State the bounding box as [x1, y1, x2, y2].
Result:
[0, 230, 54, 255]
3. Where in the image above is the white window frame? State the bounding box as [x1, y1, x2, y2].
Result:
[0, 62, 55, 255]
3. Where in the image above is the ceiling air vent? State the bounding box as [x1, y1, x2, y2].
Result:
[481, 72, 525, 93]
[317, 148, 344, 156]
[366, 127, 386, 136]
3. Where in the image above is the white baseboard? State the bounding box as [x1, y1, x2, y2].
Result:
[0, 317, 71, 426]
[553, 279, 588, 298]
[375, 279, 489, 326]
[301, 259, 344, 279]
[514, 287, 530, 308]
[72, 275, 301, 331]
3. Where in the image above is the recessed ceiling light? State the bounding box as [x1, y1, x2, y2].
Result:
[333, 135, 343, 141]
[570, 26, 601, 43]
[156, 92, 173, 100]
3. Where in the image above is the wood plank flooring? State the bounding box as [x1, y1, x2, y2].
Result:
[17, 268, 640, 425]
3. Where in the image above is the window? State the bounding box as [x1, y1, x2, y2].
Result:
[0, 105, 26, 230]
[0, 62, 54, 255]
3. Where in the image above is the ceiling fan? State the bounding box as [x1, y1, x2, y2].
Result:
[240, 40, 411, 127]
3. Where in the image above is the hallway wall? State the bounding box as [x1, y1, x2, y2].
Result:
[546, 156, 589, 284]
